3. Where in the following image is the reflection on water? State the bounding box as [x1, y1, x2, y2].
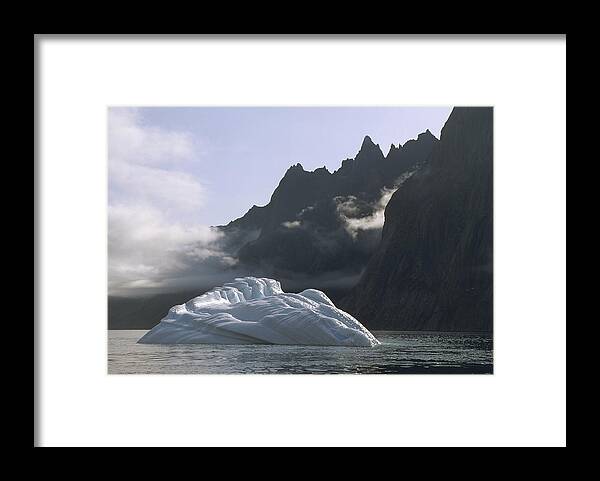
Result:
[108, 330, 493, 374]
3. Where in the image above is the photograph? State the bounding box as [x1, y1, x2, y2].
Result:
[107, 106, 493, 374]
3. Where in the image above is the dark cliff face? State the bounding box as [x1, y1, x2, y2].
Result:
[221, 131, 437, 279]
[340, 107, 493, 332]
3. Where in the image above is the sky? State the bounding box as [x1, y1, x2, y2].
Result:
[108, 107, 452, 294]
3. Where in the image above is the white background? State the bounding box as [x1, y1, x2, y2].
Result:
[37, 35, 566, 447]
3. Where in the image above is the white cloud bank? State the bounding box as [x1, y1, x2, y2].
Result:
[335, 169, 417, 238]
[282, 220, 302, 229]
[108, 108, 228, 294]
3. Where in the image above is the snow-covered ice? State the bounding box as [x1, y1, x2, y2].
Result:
[138, 277, 380, 347]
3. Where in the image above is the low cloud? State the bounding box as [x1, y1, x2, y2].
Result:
[108, 203, 228, 291]
[335, 170, 417, 238]
[108, 108, 231, 294]
[282, 220, 302, 229]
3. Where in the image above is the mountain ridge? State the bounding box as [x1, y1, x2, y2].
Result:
[220, 129, 438, 279]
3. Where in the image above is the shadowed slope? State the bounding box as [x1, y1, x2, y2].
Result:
[341, 107, 493, 332]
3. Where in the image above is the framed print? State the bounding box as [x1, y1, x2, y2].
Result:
[35, 34, 566, 447]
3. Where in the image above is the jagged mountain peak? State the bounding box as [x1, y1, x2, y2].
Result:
[356, 135, 384, 161]
[283, 162, 305, 176]
[361, 135, 375, 147]
[418, 128, 435, 139]
[314, 165, 331, 175]
[282, 162, 333, 179]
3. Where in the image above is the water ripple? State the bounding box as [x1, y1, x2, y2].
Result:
[108, 330, 493, 374]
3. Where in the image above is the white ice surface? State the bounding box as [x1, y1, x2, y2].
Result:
[137, 277, 380, 347]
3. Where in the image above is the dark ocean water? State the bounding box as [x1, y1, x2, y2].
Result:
[108, 330, 493, 374]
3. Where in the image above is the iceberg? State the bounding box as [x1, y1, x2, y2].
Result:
[138, 277, 380, 347]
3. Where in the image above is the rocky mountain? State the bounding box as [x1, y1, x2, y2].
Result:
[220, 131, 437, 281]
[340, 107, 493, 332]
